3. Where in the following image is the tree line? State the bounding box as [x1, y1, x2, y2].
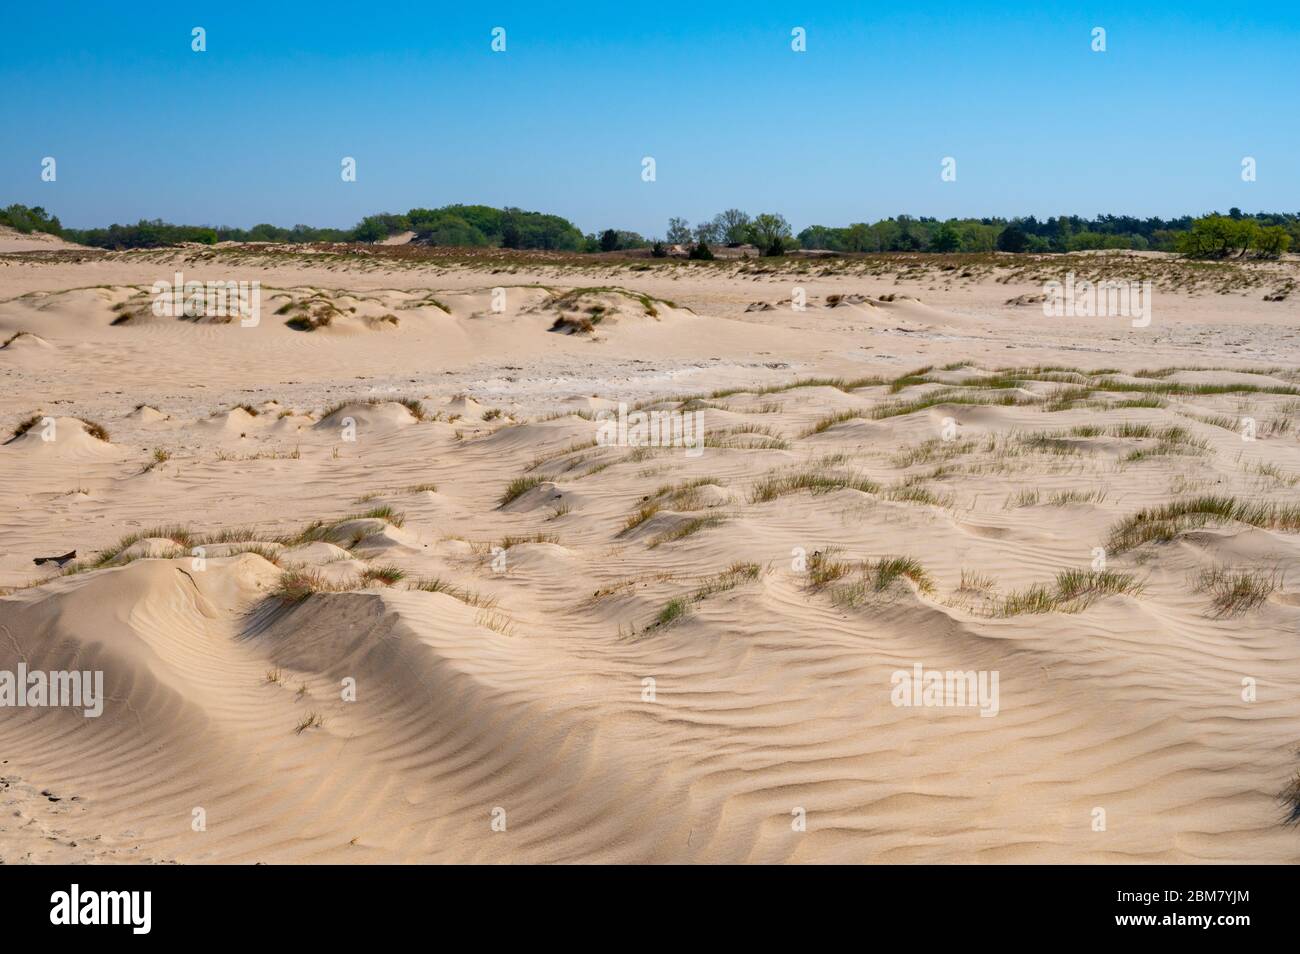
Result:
[2, 203, 1293, 259]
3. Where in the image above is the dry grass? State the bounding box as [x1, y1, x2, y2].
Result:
[1108, 496, 1300, 552]
[409, 577, 497, 609]
[647, 513, 730, 548]
[958, 569, 998, 594]
[994, 569, 1143, 617]
[80, 419, 111, 442]
[649, 561, 761, 630]
[294, 712, 324, 735]
[271, 569, 332, 603]
[497, 533, 559, 549]
[319, 396, 427, 421]
[1192, 563, 1282, 616]
[8, 413, 43, 442]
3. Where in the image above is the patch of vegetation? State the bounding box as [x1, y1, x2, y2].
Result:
[1107, 496, 1300, 552]
[8, 413, 43, 442]
[499, 475, 544, 506]
[359, 564, 405, 586]
[318, 396, 426, 421]
[1192, 563, 1282, 616]
[871, 389, 1032, 420]
[79, 419, 110, 442]
[822, 556, 936, 607]
[294, 712, 324, 735]
[994, 569, 1144, 616]
[497, 533, 560, 549]
[409, 577, 497, 609]
[750, 469, 879, 503]
[804, 409, 866, 436]
[271, 569, 330, 603]
[653, 598, 690, 628]
[648, 561, 761, 631]
[94, 525, 195, 566]
[647, 513, 730, 548]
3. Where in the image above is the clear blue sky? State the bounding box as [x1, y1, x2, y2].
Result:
[3, 0, 1296, 236]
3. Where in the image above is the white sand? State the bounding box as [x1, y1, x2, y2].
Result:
[1, 247, 1298, 862]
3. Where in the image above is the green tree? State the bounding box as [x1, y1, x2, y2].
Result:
[666, 217, 692, 244]
[748, 212, 792, 255]
[929, 223, 960, 253]
[996, 225, 1029, 253]
[712, 209, 751, 245]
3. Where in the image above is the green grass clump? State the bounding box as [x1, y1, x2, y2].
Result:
[95, 525, 195, 566]
[869, 556, 935, 594]
[884, 484, 950, 506]
[1107, 495, 1300, 552]
[750, 470, 879, 503]
[870, 389, 1030, 420]
[804, 409, 865, 436]
[825, 555, 935, 607]
[806, 549, 852, 589]
[995, 569, 1144, 617]
[359, 564, 405, 586]
[499, 475, 544, 507]
[622, 502, 660, 534]
[653, 598, 690, 628]
[355, 505, 404, 527]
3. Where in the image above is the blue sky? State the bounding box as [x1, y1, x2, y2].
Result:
[3, 1, 1297, 236]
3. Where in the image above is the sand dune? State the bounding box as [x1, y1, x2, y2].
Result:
[2, 248, 1299, 863]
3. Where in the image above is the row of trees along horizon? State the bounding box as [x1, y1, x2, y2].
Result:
[2, 203, 1295, 260]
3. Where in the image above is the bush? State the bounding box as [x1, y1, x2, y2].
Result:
[353, 213, 410, 242]
[996, 225, 1029, 253]
[748, 212, 793, 255]
[1175, 215, 1290, 259]
[0, 204, 62, 236]
[929, 224, 960, 252]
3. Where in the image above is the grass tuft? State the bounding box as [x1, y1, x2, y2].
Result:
[1108, 496, 1300, 552]
[1192, 563, 1281, 616]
